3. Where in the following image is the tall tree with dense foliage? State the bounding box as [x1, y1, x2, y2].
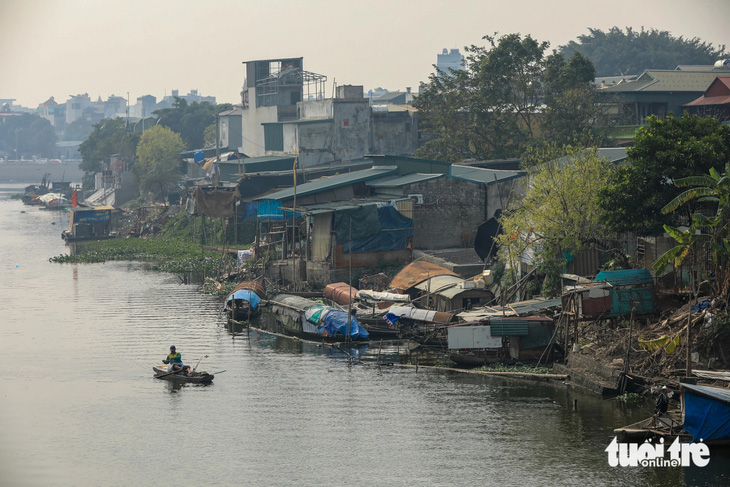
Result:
[541, 51, 612, 146]
[0, 113, 57, 159]
[598, 114, 730, 236]
[414, 34, 548, 162]
[133, 125, 185, 202]
[560, 27, 726, 76]
[414, 34, 603, 162]
[154, 98, 232, 150]
[497, 145, 617, 296]
[78, 118, 140, 173]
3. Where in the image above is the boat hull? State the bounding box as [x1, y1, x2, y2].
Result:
[152, 365, 214, 383]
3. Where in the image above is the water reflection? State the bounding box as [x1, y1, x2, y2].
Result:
[2, 184, 730, 487]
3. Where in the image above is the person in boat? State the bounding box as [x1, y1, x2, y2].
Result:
[163, 345, 192, 376]
[655, 385, 669, 415]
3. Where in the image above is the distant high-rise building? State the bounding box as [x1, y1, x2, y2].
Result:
[436, 48, 464, 76]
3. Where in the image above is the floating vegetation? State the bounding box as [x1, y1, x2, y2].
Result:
[50, 237, 224, 278]
[475, 363, 554, 375]
[615, 392, 643, 403]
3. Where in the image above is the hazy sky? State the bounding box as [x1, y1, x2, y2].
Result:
[2, 0, 729, 108]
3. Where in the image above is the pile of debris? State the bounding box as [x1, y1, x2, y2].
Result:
[574, 296, 727, 385]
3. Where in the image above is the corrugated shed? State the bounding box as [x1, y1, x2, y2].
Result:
[389, 261, 459, 292]
[595, 269, 653, 286]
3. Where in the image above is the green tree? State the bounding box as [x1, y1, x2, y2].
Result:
[560, 27, 726, 76]
[541, 51, 615, 146]
[78, 118, 140, 173]
[0, 113, 57, 159]
[154, 98, 232, 150]
[498, 145, 617, 295]
[63, 118, 94, 142]
[133, 125, 185, 202]
[414, 34, 549, 162]
[598, 114, 730, 236]
[657, 163, 730, 300]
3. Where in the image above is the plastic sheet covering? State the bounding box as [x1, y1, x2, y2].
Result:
[387, 305, 451, 323]
[193, 187, 237, 218]
[343, 205, 413, 253]
[356, 290, 410, 303]
[304, 306, 329, 324]
[638, 334, 680, 354]
[320, 310, 369, 339]
[225, 289, 262, 310]
[334, 206, 381, 243]
[682, 383, 730, 442]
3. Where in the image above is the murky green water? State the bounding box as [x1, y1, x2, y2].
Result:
[1, 184, 728, 486]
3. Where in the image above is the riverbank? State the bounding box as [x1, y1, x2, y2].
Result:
[47, 198, 730, 400]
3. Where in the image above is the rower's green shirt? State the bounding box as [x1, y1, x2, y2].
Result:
[164, 352, 182, 364]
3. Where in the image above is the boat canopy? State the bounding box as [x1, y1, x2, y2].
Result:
[682, 383, 730, 442]
[225, 289, 262, 310]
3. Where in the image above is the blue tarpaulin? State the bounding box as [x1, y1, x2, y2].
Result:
[319, 310, 369, 339]
[682, 383, 730, 442]
[225, 289, 262, 310]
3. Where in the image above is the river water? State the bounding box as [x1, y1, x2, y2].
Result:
[1, 183, 728, 487]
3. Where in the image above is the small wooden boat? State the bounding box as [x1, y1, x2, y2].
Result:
[224, 281, 267, 322]
[613, 410, 689, 442]
[152, 365, 214, 383]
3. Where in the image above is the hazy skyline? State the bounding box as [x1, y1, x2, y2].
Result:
[2, 0, 729, 108]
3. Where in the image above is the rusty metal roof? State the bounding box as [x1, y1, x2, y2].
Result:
[389, 261, 459, 292]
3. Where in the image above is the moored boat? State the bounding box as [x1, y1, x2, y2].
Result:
[224, 281, 267, 322]
[262, 294, 369, 342]
[152, 365, 214, 383]
[681, 383, 730, 445]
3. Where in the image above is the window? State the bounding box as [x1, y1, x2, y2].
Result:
[264, 124, 284, 151]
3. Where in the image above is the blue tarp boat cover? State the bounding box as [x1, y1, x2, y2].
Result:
[302, 307, 369, 339]
[682, 383, 730, 442]
[321, 310, 369, 339]
[225, 289, 262, 310]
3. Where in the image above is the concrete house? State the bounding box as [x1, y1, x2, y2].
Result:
[252, 156, 526, 287]
[240, 57, 418, 168]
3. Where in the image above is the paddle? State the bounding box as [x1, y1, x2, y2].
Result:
[156, 366, 186, 379]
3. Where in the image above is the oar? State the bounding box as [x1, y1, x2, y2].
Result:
[156, 367, 184, 379]
[207, 370, 226, 375]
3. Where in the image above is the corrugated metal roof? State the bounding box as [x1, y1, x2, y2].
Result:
[254, 166, 398, 202]
[450, 165, 524, 185]
[367, 173, 443, 188]
[596, 148, 628, 163]
[414, 275, 463, 293]
[456, 298, 563, 319]
[389, 261, 459, 291]
[600, 70, 720, 93]
[302, 197, 408, 215]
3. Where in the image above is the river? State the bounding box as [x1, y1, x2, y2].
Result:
[0, 183, 728, 487]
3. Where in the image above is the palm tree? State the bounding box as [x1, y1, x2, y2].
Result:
[657, 163, 730, 300]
